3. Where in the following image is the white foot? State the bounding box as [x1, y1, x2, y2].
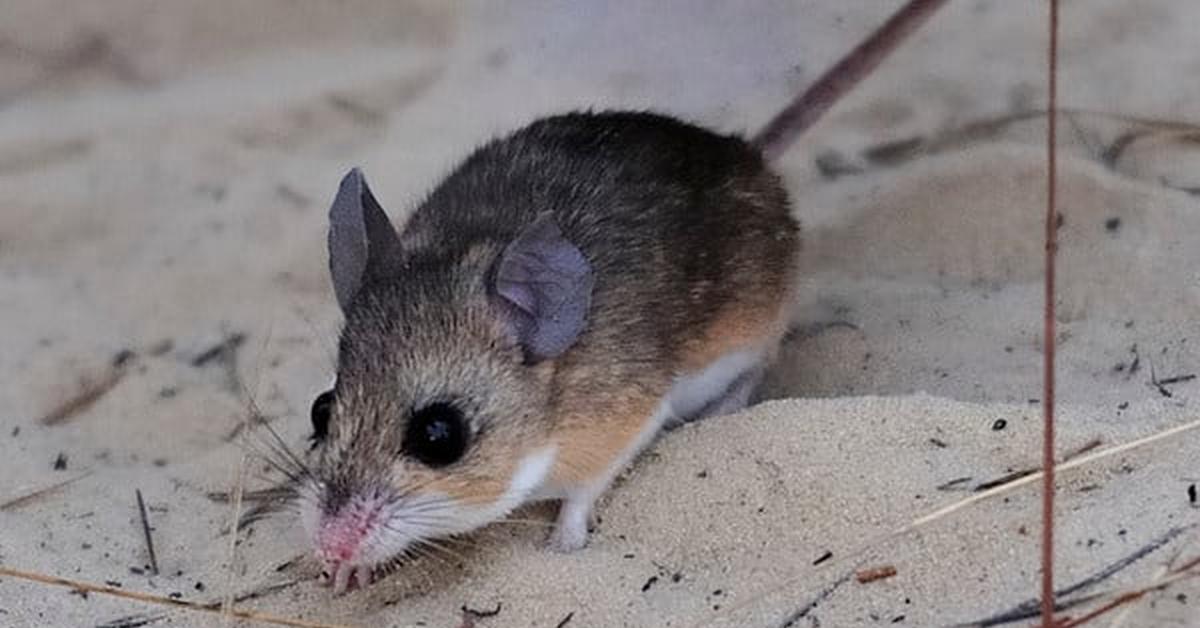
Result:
[706, 364, 763, 415]
[546, 489, 595, 552]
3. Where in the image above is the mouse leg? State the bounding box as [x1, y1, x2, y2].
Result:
[547, 359, 767, 550]
[547, 480, 605, 553]
[544, 359, 763, 551]
[546, 399, 672, 553]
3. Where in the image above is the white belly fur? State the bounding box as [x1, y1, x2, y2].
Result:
[666, 347, 764, 421]
[612, 346, 766, 474]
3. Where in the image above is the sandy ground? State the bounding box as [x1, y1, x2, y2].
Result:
[3, 1, 1200, 626]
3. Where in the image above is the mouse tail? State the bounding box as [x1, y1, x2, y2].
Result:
[751, 0, 950, 162]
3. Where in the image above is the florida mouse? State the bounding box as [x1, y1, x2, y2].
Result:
[302, 111, 797, 592]
[289, 2, 945, 593]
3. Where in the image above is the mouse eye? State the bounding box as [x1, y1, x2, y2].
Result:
[309, 389, 334, 445]
[403, 402, 468, 467]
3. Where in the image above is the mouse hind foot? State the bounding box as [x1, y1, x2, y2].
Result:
[663, 346, 768, 429]
[670, 363, 765, 427]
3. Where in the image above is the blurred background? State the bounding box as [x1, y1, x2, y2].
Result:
[3, 1, 1200, 626]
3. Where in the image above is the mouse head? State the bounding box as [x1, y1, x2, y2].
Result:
[298, 169, 592, 591]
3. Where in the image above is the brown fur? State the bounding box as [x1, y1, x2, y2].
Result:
[544, 289, 795, 488]
[547, 391, 665, 487]
[312, 111, 800, 548]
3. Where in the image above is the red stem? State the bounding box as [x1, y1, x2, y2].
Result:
[751, 0, 950, 161]
[1041, 0, 1061, 626]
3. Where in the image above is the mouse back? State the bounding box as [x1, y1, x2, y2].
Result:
[399, 111, 798, 373]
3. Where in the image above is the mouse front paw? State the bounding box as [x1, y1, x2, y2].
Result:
[545, 521, 589, 553]
[545, 496, 594, 553]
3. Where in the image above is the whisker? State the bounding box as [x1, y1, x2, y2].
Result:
[488, 517, 555, 529]
[407, 544, 456, 571]
[414, 538, 471, 566]
[256, 420, 315, 480]
[236, 428, 307, 486]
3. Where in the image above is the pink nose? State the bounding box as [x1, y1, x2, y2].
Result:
[317, 525, 361, 563]
[315, 504, 381, 564]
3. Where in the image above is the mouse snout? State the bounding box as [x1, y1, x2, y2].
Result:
[310, 492, 390, 594]
[314, 496, 383, 564]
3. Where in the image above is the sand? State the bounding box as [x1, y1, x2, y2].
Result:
[3, 1, 1200, 626]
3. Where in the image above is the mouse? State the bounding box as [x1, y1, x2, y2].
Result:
[283, 2, 945, 593]
[303, 111, 797, 593]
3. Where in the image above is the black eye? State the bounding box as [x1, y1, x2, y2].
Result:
[403, 402, 469, 467]
[310, 389, 334, 445]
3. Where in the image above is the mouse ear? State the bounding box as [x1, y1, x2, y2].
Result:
[327, 168, 400, 312]
[493, 214, 594, 362]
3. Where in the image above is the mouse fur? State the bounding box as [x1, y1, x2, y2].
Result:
[302, 110, 799, 590]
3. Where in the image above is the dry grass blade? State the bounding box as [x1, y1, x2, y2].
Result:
[692, 415, 1200, 628]
[1055, 563, 1200, 627]
[135, 489, 159, 576]
[1105, 528, 1200, 627]
[38, 357, 131, 425]
[0, 473, 91, 511]
[909, 416, 1200, 529]
[219, 325, 313, 531]
[223, 452, 250, 624]
[0, 566, 350, 628]
[955, 525, 1193, 627]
